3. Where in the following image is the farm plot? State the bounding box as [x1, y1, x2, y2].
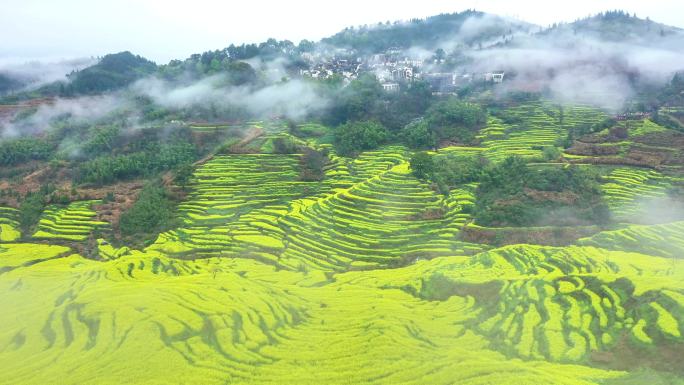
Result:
[0, 206, 20, 242]
[482, 103, 563, 161]
[0, 244, 646, 385]
[176, 154, 312, 227]
[405, 244, 684, 366]
[477, 273, 684, 362]
[150, 154, 323, 256]
[150, 147, 431, 265]
[562, 105, 610, 132]
[276, 162, 486, 271]
[32, 200, 108, 242]
[481, 103, 608, 162]
[578, 221, 684, 259]
[345, 145, 407, 182]
[600, 167, 677, 221]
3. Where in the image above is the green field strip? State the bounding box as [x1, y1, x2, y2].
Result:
[32, 200, 109, 242]
[600, 167, 678, 221]
[578, 221, 684, 259]
[0, 246, 641, 385]
[0, 206, 21, 242]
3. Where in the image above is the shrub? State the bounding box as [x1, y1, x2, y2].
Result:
[542, 146, 562, 161]
[0, 138, 54, 166]
[432, 153, 487, 187]
[119, 182, 178, 240]
[18, 185, 54, 234]
[474, 157, 610, 227]
[401, 119, 436, 149]
[299, 148, 329, 181]
[75, 142, 196, 185]
[409, 152, 435, 179]
[271, 136, 298, 154]
[334, 120, 389, 156]
[425, 98, 487, 144]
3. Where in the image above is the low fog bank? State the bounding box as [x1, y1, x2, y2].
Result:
[357, 12, 684, 110]
[467, 19, 684, 110]
[133, 75, 327, 121]
[3, 11, 684, 138]
[0, 58, 330, 139]
[1, 94, 130, 139]
[0, 57, 96, 93]
[629, 195, 684, 224]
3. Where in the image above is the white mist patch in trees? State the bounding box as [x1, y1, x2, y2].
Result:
[433, 14, 535, 52]
[0, 94, 127, 138]
[460, 14, 532, 45]
[244, 57, 291, 83]
[0, 57, 96, 91]
[402, 46, 435, 61]
[459, 14, 502, 42]
[133, 75, 328, 120]
[624, 47, 684, 82]
[548, 67, 633, 111]
[253, 80, 329, 119]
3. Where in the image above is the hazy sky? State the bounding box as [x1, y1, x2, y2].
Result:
[2, 0, 683, 64]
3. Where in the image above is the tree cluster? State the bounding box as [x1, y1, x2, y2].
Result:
[119, 182, 178, 242]
[75, 142, 195, 185]
[63, 52, 157, 95]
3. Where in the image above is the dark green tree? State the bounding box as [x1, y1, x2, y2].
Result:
[119, 182, 178, 239]
[425, 98, 487, 144]
[401, 119, 436, 149]
[334, 120, 389, 156]
[409, 152, 435, 179]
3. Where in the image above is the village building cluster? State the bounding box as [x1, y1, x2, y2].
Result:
[298, 48, 505, 94]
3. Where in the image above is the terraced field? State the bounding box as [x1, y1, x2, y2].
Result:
[470, 245, 684, 363]
[2, 104, 684, 384]
[1, 238, 682, 384]
[0, 206, 20, 242]
[481, 105, 561, 161]
[480, 103, 609, 162]
[277, 162, 486, 271]
[32, 200, 109, 242]
[149, 158, 296, 258]
[578, 221, 684, 259]
[189, 120, 287, 134]
[600, 168, 681, 222]
[150, 146, 485, 270]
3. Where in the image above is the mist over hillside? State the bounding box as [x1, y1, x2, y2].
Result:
[2, 10, 683, 130]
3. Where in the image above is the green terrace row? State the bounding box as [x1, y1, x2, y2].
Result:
[466, 245, 684, 362]
[481, 103, 563, 161]
[441, 183, 477, 227]
[600, 167, 675, 221]
[188, 119, 287, 133]
[345, 146, 407, 183]
[32, 200, 108, 242]
[149, 150, 485, 270]
[561, 105, 609, 131]
[0, 206, 20, 242]
[579, 221, 684, 259]
[177, 154, 318, 227]
[151, 149, 346, 254]
[150, 148, 415, 261]
[478, 103, 608, 162]
[276, 163, 486, 271]
[478, 274, 684, 362]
